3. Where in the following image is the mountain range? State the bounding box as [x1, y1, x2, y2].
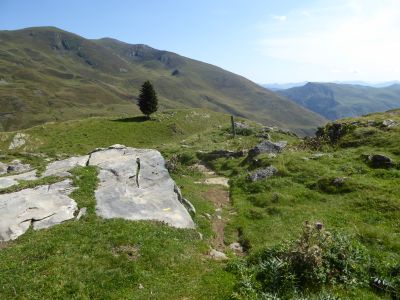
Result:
[262, 81, 400, 90]
[277, 82, 400, 120]
[0, 26, 326, 134]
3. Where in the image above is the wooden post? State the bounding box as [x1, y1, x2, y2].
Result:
[231, 115, 236, 138]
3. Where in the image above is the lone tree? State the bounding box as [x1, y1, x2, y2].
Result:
[138, 80, 158, 119]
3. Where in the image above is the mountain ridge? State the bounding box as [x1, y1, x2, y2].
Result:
[0, 26, 326, 134]
[278, 82, 400, 120]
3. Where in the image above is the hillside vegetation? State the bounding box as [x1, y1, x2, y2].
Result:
[279, 82, 400, 120]
[0, 27, 325, 135]
[0, 108, 399, 299]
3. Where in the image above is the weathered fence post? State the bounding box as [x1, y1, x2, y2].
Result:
[231, 115, 236, 138]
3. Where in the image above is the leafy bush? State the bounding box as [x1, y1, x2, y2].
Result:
[310, 177, 355, 194]
[229, 222, 370, 299]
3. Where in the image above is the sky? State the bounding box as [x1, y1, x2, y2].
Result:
[1, 0, 399, 83]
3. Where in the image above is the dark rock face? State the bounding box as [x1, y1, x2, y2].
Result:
[368, 154, 394, 168]
[316, 122, 355, 144]
[249, 166, 278, 181]
[248, 140, 287, 157]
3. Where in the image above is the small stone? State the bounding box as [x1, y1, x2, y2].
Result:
[203, 213, 212, 220]
[204, 177, 229, 187]
[138, 283, 144, 289]
[209, 249, 228, 260]
[9, 133, 27, 150]
[382, 119, 397, 128]
[249, 166, 278, 182]
[43, 155, 89, 177]
[248, 140, 287, 157]
[368, 154, 393, 168]
[229, 242, 243, 252]
[7, 159, 31, 174]
[76, 207, 87, 220]
[315, 222, 324, 230]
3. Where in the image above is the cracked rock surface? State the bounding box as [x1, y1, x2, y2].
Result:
[0, 144, 195, 241]
[43, 155, 89, 177]
[0, 180, 77, 241]
[0, 170, 38, 189]
[88, 145, 195, 229]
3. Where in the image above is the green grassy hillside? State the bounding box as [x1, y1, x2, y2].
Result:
[0, 26, 326, 135]
[278, 82, 400, 120]
[0, 108, 399, 298]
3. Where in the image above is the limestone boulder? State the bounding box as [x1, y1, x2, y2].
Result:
[0, 170, 38, 189]
[0, 180, 77, 241]
[43, 155, 89, 177]
[249, 166, 278, 181]
[88, 145, 195, 229]
[248, 140, 287, 157]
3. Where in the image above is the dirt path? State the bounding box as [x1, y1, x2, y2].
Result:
[204, 188, 230, 250]
[195, 163, 242, 255]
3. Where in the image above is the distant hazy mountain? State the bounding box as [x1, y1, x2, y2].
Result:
[261, 81, 400, 91]
[0, 27, 325, 134]
[278, 82, 400, 120]
[261, 82, 307, 91]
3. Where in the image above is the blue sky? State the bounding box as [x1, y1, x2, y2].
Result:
[1, 0, 399, 83]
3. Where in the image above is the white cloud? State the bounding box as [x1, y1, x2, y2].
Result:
[258, 0, 400, 80]
[272, 15, 287, 22]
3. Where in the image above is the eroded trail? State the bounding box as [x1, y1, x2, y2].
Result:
[195, 163, 243, 256]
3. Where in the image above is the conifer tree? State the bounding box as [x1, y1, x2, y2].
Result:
[138, 80, 158, 119]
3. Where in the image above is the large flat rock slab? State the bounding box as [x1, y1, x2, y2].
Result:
[0, 170, 38, 189]
[89, 145, 195, 229]
[43, 155, 89, 177]
[0, 180, 77, 241]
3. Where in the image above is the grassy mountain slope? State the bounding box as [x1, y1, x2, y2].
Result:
[278, 82, 400, 120]
[0, 108, 399, 298]
[0, 26, 325, 135]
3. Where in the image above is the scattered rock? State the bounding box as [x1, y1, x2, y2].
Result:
[0, 179, 78, 241]
[192, 163, 215, 175]
[249, 166, 278, 182]
[9, 133, 27, 150]
[256, 132, 271, 139]
[0, 170, 38, 189]
[234, 121, 251, 129]
[203, 213, 212, 220]
[248, 140, 287, 157]
[76, 207, 87, 220]
[382, 119, 397, 128]
[367, 154, 394, 168]
[6, 159, 32, 174]
[43, 155, 90, 177]
[0, 162, 7, 175]
[209, 249, 228, 261]
[332, 177, 347, 187]
[204, 177, 229, 187]
[88, 145, 195, 229]
[310, 153, 325, 159]
[229, 242, 244, 253]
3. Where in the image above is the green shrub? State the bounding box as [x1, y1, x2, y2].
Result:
[229, 222, 370, 298]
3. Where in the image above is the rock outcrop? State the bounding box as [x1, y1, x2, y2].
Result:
[0, 170, 38, 189]
[88, 145, 195, 229]
[249, 166, 278, 181]
[248, 140, 287, 157]
[0, 180, 77, 241]
[43, 155, 89, 177]
[0, 144, 195, 241]
[9, 133, 27, 150]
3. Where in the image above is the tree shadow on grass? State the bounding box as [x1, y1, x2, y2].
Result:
[112, 116, 148, 123]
